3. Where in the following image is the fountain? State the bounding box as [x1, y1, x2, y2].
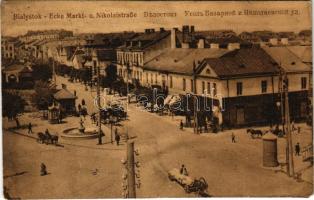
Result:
[61, 118, 99, 140]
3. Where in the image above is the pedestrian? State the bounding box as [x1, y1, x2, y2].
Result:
[14, 116, 20, 129]
[82, 99, 86, 106]
[115, 130, 120, 146]
[291, 120, 297, 132]
[180, 164, 188, 176]
[295, 142, 301, 156]
[58, 112, 62, 124]
[40, 163, 47, 176]
[74, 90, 76, 96]
[231, 132, 236, 143]
[78, 104, 82, 116]
[28, 122, 33, 134]
[180, 120, 184, 130]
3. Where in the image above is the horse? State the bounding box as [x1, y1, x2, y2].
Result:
[50, 135, 59, 145]
[37, 132, 58, 145]
[247, 129, 264, 138]
[37, 132, 47, 144]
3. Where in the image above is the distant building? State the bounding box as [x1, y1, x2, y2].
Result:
[19, 29, 73, 43]
[1, 37, 23, 60]
[2, 63, 33, 84]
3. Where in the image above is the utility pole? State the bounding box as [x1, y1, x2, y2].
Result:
[126, 63, 130, 104]
[52, 59, 56, 84]
[127, 141, 136, 198]
[97, 63, 103, 145]
[193, 61, 198, 134]
[283, 75, 294, 177]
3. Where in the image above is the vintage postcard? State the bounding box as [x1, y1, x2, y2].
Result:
[1, 0, 313, 198]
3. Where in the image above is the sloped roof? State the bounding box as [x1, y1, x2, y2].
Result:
[118, 31, 170, 50]
[94, 49, 116, 61]
[53, 88, 76, 100]
[286, 46, 312, 63]
[3, 64, 32, 73]
[204, 47, 279, 78]
[262, 46, 311, 73]
[144, 48, 229, 74]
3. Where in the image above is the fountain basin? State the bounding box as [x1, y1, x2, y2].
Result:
[61, 127, 99, 140]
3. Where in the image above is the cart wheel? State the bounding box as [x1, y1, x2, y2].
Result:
[184, 185, 191, 193]
[168, 175, 175, 181]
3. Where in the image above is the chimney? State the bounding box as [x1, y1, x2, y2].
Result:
[160, 27, 165, 32]
[171, 28, 177, 49]
[210, 43, 220, 49]
[198, 39, 204, 49]
[145, 29, 150, 33]
[191, 26, 195, 33]
[150, 29, 155, 33]
[227, 43, 240, 50]
[182, 25, 189, 43]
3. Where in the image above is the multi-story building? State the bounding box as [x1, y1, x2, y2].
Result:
[116, 28, 172, 84]
[1, 37, 23, 60]
[142, 44, 311, 127]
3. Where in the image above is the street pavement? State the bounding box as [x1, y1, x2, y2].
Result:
[2, 75, 313, 198]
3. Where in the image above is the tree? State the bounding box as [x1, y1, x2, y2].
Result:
[32, 80, 56, 110]
[2, 92, 26, 127]
[32, 63, 53, 81]
[105, 64, 117, 89]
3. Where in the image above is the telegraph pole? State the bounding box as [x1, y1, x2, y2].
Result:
[127, 141, 136, 198]
[192, 61, 198, 134]
[126, 63, 130, 104]
[283, 75, 294, 177]
[52, 60, 56, 84]
[97, 63, 103, 145]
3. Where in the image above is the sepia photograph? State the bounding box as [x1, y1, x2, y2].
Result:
[1, 0, 313, 198]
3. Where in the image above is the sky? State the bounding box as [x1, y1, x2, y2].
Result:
[1, 1, 312, 36]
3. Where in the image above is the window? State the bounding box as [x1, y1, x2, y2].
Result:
[206, 69, 211, 74]
[236, 82, 243, 96]
[183, 78, 186, 91]
[151, 74, 153, 84]
[213, 83, 217, 96]
[190, 79, 194, 92]
[207, 82, 211, 95]
[202, 81, 205, 94]
[170, 76, 173, 88]
[155, 74, 157, 84]
[301, 77, 307, 89]
[146, 73, 148, 83]
[261, 80, 267, 93]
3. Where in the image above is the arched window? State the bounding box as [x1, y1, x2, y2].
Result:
[206, 69, 211, 74]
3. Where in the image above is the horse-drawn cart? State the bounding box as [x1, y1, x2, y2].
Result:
[168, 168, 209, 196]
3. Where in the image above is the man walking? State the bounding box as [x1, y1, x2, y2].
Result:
[115, 129, 120, 146]
[40, 163, 47, 176]
[231, 132, 236, 143]
[28, 122, 33, 134]
[180, 164, 188, 176]
[180, 120, 184, 130]
[295, 142, 301, 156]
